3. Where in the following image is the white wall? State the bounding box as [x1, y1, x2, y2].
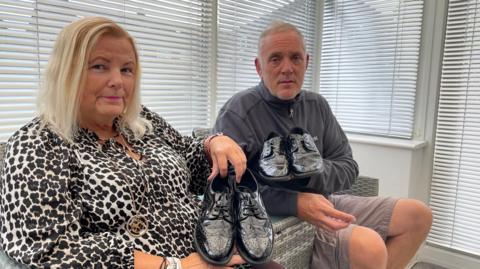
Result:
[348, 135, 427, 200]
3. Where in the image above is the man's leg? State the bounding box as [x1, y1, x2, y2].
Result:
[311, 195, 394, 269]
[384, 199, 432, 269]
[349, 226, 388, 269]
[311, 196, 431, 269]
[347, 198, 432, 269]
[310, 224, 389, 269]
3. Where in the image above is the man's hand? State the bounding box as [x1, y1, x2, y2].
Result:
[297, 192, 356, 232]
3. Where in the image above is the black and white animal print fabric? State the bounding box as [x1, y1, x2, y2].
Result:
[0, 107, 210, 268]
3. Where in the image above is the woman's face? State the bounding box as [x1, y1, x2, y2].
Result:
[79, 34, 136, 125]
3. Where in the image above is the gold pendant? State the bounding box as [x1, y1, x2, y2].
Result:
[126, 215, 148, 237]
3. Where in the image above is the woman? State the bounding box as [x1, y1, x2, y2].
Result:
[0, 17, 250, 268]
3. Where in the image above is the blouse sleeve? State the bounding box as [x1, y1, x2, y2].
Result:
[0, 126, 134, 268]
[142, 107, 210, 195]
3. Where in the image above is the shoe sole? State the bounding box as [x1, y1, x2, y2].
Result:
[292, 168, 322, 179]
[259, 170, 322, 181]
[258, 171, 292, 182]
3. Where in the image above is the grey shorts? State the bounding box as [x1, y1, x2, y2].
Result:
[309, 195, 398, 269]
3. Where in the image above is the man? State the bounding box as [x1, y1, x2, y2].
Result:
[214, 21, 432, 269]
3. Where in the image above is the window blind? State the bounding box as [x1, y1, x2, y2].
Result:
[319, 0, 424, 138]
[0, 1, 38, 142]
[428, 0, 480, 257]
[0, 0, 212, 140]
[216, 0, 316, 113]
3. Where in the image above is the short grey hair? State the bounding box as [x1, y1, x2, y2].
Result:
[257, 20, 307, 56]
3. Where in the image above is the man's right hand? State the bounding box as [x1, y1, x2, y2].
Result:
[297, 192, 356, 232]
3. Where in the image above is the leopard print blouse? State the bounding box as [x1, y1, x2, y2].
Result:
[0, 107, 211, 268]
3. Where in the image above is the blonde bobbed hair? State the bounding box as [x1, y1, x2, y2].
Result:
[37, 16, 151, 142]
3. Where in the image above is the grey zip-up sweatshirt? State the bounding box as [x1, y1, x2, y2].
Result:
[214, 82, 359, 216]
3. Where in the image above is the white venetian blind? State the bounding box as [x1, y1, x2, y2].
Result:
[216, 0, 316, 113]
[0, 0, 212, 140]
[319, 0, 424, 138]
[428, 0, 480, 257]
[0, 0, 38, 141]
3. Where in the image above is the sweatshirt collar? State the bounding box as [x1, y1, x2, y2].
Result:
[257, 81, 303, 105]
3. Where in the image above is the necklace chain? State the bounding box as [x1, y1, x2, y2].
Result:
[97, 132, 120, 143]
[98, 133, 150, 237]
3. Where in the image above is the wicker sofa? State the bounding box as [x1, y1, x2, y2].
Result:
[0, 140, 378, 269]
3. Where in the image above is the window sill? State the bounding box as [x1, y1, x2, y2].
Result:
[347, 134, 427, 150]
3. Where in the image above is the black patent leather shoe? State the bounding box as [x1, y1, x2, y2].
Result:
[258, 132, 290, 181]
[287, 127, 324, 178]
[235, 168, 274, 264]
[194, 174, 235, 265]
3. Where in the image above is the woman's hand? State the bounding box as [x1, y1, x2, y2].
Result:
[207, 135, 246, 182]
[181, 252, 246, 269]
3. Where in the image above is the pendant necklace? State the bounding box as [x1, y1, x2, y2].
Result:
[99, 134, 150, 237]
[122, 162, 149, 237]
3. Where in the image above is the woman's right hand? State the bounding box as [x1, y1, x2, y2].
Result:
[206, 135, 246, 183]
[181, 252, 246, 269]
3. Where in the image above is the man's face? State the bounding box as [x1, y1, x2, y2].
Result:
[255, 30, 309, 100]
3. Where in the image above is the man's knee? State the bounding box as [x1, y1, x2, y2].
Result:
[349, 226, 388, 269]
[409, 199, 432, 234]
[392, 199, 433, 236]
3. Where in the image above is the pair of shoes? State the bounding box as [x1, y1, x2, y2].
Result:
[258, 127, 323, 181]
[194, 168, 274, 265]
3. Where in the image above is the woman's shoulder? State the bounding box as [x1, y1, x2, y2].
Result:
[139, 106, 170, 130]
[9, 117, 44, 141]
[7, 117, 64, 151]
